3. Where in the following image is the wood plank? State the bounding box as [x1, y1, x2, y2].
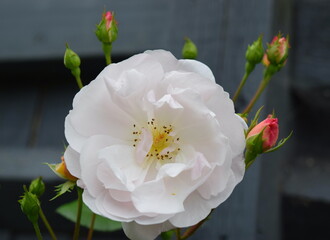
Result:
[0, 87, 37, 147]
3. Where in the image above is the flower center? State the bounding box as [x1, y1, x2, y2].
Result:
[132, 119, 181, 162]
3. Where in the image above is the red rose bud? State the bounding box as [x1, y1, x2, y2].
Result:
[96, 11, 118, 44]
[247, 114, 279, 151]
[264, 34, 289, 67]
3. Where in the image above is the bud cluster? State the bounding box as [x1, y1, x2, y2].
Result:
[19, 177, 45, 224]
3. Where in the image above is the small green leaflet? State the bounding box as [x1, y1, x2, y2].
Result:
[56, 200, 122, 232]
[50, 181, 76, 201]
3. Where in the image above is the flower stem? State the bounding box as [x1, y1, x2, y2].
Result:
[176, 228, 182, 240]
[179, 210, 212, 239]
[39, 208, 57, 240]
[102, 43, 112, 65]
[33, 222, 43, 240]
[71, 68, 83, 89]
[242, 75, 271, 115]
[73, 187, 83, 240]
[233, 72, 249, 103]
[75, 75, 83, 89]
[87, 213, 97, 240]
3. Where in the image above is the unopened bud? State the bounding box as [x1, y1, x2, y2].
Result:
[95, 11, 118, 44]
[64, 44, 81, 70]
[246, 35, 264, 66]
[19, 190, 40, 223]
[182, 38, 198, 59]
[53, 156, 78, 181]
[29, 177, 45, 198]
[247, 114, 279, 151]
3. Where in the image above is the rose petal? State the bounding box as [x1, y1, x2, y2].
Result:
[122, 221, 174, 240]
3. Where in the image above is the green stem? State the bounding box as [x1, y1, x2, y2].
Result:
[233, 72, 250, 103]
[176, 228, 182, 240]
[102, 43, 112, 65]
[242, 75, 271, 115]
[180, 210, 213, 240]
[75, 75, 83, 89]
[73, 187, 83, 240]
[33, 222, 43, 240]
[71, 68, 83, 89]
[39, 208, 57, 240]
[87, 213, 97, 240]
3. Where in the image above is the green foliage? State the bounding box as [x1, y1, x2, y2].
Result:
[56, 200, 122, 232]
[50, 181, 76, 201]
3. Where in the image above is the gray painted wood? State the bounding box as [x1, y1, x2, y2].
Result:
[0, 0, 290, 239]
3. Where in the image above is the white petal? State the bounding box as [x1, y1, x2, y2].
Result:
[99, 145, 147, 191]
[164, 71, 217, 102]
[132, 147, 212, 215]
[135, 128, 153, 164]
[65, 77, 134, 152]
[206, 86, 246, 156]
[177, 59, 216, 82]
[63, 145, 81, 178]
[169, 192, 212, 228]
[80, 135, 123, 197]
[122, 221, 174, 240]
[145, 49, 178, 72]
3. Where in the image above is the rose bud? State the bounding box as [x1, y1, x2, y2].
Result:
[245, 35, 264, 73]
[95, 11, 118, 44]
[182, 37, 198, 59]
[247, 114, 279, 151]
[19, 190, 40, 224]
[64, 44, 81, 70]
[52, 156, 78, 181]
[264, 34, 289, 67]
[28, 177, 45, 198]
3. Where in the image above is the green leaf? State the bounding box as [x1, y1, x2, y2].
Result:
[56, 200, 122, 232]
[50, 181, 76, 201]
[265, 130, 293, 153]
[161, 230, 174, 240]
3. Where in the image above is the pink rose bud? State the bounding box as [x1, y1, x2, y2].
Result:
[104, 11, 113, 30]
[95, 11, 118, 44]
[247, 114, 279, 151]
[264, 34, 289, 67]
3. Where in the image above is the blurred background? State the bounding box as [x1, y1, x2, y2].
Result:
[1, 0, 330, 239]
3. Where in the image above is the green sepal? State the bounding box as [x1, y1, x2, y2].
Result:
[265, 131, 293, 153]
[245, 129, 265, 168]
[245, 106, 264, 136]
[56, 200, 122, 232]
[45, 162, 65, 180]
[50, 181, 76, 201]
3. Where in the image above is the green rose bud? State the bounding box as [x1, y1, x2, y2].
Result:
[29, 177, 45, 198]
[245, 35, 264, 64]
[19, 191, 40, 223]
[245, 35, 264, 74]
[182, 38, 198, 59]
[64, 44, 81, 70]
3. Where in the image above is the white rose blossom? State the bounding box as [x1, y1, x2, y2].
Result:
[64, 50, 247, 240]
